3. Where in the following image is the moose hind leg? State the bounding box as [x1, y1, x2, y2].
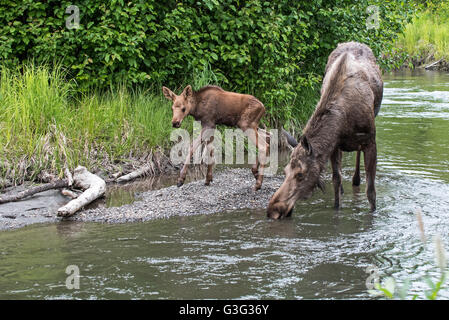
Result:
[331, 149, 343, 209]
[363, 143, 377, 211]
[245, 126, 267, 191]
[254, 127, 270, 191]
[205, 135, 215, 185]
[251, 159, 259, 180]
[352, 150, 361, 186]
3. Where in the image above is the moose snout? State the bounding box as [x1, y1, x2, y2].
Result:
[267, 201, 292, 220]
[172, 120, 181, 128]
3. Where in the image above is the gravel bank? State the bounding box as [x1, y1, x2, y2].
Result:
[76, 168, 284, 223]
[0, 168, 284, 230]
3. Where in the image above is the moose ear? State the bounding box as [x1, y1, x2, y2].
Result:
[317, 177, 326, 193]
[300, 135, 313, 156]
[182, 85, 193, 98]
[162, 86, 176, 101]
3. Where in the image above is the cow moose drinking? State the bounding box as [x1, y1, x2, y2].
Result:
[267, 42, 384, 219]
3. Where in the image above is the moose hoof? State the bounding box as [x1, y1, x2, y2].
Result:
[253, 184, 261, 191]
[177, 180, 184, 188]
[352, 176, 361, 187]
[205, 180, 212, 186]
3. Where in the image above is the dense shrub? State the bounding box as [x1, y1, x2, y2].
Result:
[0, 0, 416, 125]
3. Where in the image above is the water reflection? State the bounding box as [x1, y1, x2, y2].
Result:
[0, 70, 449, 299]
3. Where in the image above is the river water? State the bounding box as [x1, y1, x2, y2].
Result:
[0, 70, 448, 299]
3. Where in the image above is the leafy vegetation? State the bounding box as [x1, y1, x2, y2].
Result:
[0, 1, 419, 183]
[0, 1, 416, 126]
[0, 64, 172, 184]
[387, 1, 449, 68]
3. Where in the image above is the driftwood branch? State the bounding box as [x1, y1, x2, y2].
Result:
[57, 166, 106, 217]
[0, 179, 69, 204]
[116, 159, 155, 183]
[424, 59, 443, 70]
[61, 189, 80, 199]
[65, 168, 73, 186]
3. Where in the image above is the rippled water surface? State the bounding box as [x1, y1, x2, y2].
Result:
[1, 70, 449, 299]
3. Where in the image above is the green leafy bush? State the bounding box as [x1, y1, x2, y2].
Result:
[0, 0, 415, 126]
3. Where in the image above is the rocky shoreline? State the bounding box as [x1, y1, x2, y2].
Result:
[0, 168, 285, 231]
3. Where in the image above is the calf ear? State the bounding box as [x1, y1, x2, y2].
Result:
[300, 135, 313, 156]
[182, 85, 193, 98]
[162, 86, 176, 101]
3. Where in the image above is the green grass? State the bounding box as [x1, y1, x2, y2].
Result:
[0, 64, 172, 185]
[392, 4, 449, 64]
[0, 63, 317, 186]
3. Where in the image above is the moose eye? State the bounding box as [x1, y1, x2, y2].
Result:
[294, 171, 303, 179]
[181, 106, 186, 113]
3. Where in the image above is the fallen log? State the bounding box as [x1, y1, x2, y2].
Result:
[424, 59, 443, 70]
[57, 166, 106, 217]
[116, 161, 155, 183]
[65, 168, 73, 186]
[61, 189, 80, 199]
[0, 179, 68, 204]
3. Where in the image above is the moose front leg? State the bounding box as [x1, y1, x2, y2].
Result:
[363, 142, 377, 211]
[331, 149, 343, 209]
[178, 127, 206, 187]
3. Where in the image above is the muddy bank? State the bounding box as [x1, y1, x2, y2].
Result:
[393, 55, 449, 72]
[0, 168, 285, 230]
[0, 150, 178, 190]
[0, 185, 69, 231]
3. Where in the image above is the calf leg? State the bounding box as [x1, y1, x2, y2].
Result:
[363, 143, 377, 211]
[251, 159, 259, 180]
[246, 126, 269, 191]
[331, 149, 343, 209]
[205, 135, 215, 186]
[251, 128, 270, 180]
[352, 150, 361, 186]
[178, 127, 206, 187]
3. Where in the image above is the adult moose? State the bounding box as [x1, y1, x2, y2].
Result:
[267, 42, 383, 219]
[162, 85, 270, 190]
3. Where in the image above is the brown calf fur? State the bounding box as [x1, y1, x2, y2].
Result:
[267, 41, 384, 219]
[162, 85, 270, 190]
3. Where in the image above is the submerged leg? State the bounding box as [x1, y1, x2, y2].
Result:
[363, 142, 377, 211]
[352, 150, 361, 186]
[331, 149, 343, 209]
